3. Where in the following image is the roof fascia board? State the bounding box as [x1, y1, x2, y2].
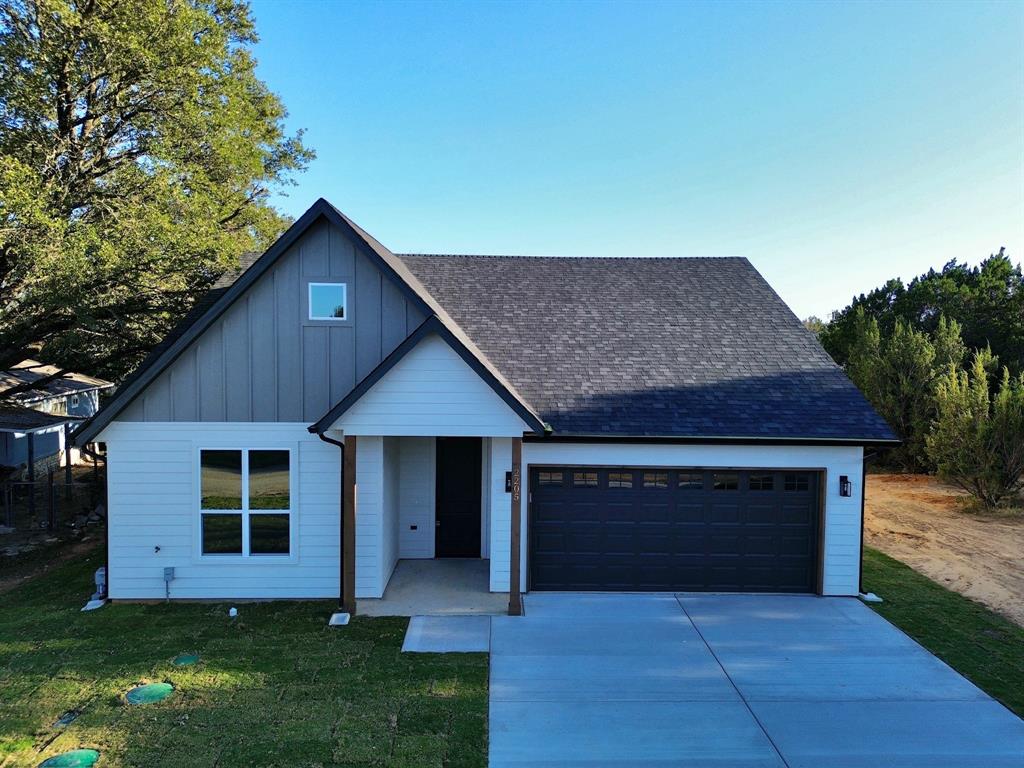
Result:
[309, 317, 546, 435]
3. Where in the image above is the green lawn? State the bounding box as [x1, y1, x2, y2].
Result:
[0, 551, 487, 767]
[863, 546, 1024, 717]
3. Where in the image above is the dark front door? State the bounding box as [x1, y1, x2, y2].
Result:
[530, 467, 821, 592]
[435, 437, 482, 557]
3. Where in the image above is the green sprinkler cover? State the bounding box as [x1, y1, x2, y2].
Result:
[38, 749, 100, 767]
[125, 682, 174, 705]
[171, 653, 199, 667]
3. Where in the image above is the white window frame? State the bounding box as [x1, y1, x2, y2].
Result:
[70, 394, 80, 408]
[195, 446, 297, 561]
[308, 282, 348, 321]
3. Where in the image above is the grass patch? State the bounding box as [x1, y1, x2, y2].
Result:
[0, 551, 487, 767]
[863, 546, 1024, 717]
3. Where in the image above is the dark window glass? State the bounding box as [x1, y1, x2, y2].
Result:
[249, 450, 290, 510]
[785, 473, 810, 492]
[749, 473, 774, 491]
[643, 472, 668, 488]
[678, 472, 703, 489]
[713, 473, 738, 491]
[250, 514, 290, 555]
[608, 472, 633, 488]
[201, 450, 242, 509]
[309, 283, 346, 319]
[573, 471, 598, 487]
[202, 514, 242, 554]
[538, 471, 563, 486]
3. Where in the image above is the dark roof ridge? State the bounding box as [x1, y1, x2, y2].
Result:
[397, 253, 749, 261]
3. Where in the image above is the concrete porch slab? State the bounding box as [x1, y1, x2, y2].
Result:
[358, 559, 508, 617]
[401, 615, 490, 653]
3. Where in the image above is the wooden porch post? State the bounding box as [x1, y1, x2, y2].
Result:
[342, 435, 358, 615]
[508, 437, 523, 616]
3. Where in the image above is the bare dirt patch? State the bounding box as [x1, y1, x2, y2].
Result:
[865, 474, 1024, 626]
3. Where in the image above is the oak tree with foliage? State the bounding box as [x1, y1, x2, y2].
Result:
[0, 0, 312, 390]
[927, 348, 1024, 509]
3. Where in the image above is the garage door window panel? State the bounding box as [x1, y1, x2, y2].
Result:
[608, 471, 633, 489]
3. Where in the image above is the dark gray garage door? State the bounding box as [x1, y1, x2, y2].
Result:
[529, 468, 821, 593]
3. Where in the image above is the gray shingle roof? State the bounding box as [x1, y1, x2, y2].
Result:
[0, 405, 76, 433]
[0, 360, 112, 405]
[397, 254, 896, 441]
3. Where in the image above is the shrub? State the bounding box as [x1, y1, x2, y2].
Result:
[927, 348, 1024, 508]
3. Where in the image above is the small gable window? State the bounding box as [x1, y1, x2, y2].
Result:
[309, 282, 347, 320]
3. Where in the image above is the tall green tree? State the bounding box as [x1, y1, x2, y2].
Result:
[927, 349, 1024, 509]
[820, 252, 1024, 375]
[0, 0, 312, 382]
[845, 310, 966, 471]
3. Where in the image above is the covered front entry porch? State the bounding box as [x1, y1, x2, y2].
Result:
[359, 559, 509, 616]
[335, 434, 525, 617]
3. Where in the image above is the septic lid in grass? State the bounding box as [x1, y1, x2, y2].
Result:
[171, 652, 199, 667]
[53, 709, 80, 727]
[125, 682, 174, 705]
[38, 749, 100, 767]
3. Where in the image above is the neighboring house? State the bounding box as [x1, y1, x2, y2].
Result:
[0, 361, 113, 475]
[74, 199, 896, 611]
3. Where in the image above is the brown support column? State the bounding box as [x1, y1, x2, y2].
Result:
[508, 437, 523, 616]
[342, 435, 358, 615]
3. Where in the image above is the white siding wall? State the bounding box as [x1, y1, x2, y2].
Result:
[354, 435, 384, 598]
[488, 442, 865, 596]
[381, 437, 400, 588]
[398, 437, 435, 558]
[101, 421, 339, 600]
[488, 438, 515, 592]
[334, 334, 530, 437]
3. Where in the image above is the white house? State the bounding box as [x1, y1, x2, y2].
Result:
[74, 199, 896, 614]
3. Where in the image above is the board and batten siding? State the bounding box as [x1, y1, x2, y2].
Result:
[118, 218, 427, 425]
[487, 442, 865, 596]
[331, 333, 530, 437]
[102, 421, 340, 600]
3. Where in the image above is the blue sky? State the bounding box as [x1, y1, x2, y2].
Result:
[249, 0, 1023, 319]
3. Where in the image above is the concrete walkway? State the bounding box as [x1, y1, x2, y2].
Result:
[489, 593, 1024, 767]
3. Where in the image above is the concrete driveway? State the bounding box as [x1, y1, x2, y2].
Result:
[489, 593, 1024, 767]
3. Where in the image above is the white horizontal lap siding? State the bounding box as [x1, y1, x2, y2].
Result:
[398, 437, 435, 559]
[506, 442, 864, 596]
[488, 438, 515, 592]
[381, 437, 400, 591]
[354, 435, 385, 598]
[100, 422, 339, 600]
[335, 333, 529, 437]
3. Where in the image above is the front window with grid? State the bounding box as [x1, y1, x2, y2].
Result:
[200, 449, 291, 556]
